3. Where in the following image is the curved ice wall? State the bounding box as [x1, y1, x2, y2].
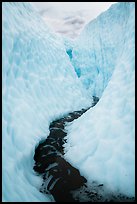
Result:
[2, 2, 91, 202]
[71, 2, 134, 98]
[65, 2, 135, 197]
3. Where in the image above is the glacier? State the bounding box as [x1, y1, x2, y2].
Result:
[2, 2, 91, 202]
[71, 2, 135, 98]
[2, 1, 135, 202]
[64, 2, 135, 197]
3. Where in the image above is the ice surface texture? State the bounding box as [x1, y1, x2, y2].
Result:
[2, 2, 91, 202]
[71, 2, 135, 98]
[65, 2, 135, 197]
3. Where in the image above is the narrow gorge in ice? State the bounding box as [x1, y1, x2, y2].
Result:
[2, 2, 135, 202]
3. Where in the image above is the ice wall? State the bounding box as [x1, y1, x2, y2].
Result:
[2, 2, 91, 202]
[71, 2, 134, 98]
[65, 2, 135, 197]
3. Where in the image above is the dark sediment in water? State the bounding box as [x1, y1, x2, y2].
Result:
[33, 96, 134, 202]
[33, 107, 90, 202]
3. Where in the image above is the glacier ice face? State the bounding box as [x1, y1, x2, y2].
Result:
[2, 2, 91, 202]
[71, 2, 134, 98]
[64, 2, 135, 197]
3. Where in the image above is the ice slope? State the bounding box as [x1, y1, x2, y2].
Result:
[71, 2, 134, 98]
[64, 2, 135, 197]
[2, 2, 91, 202]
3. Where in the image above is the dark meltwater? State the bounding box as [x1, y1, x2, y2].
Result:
[33, 97, 134, 202]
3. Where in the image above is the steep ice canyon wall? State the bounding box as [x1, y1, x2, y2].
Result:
[65, 2, 135, 197]
[71, 2, 134, 98]
[2, 2, 91, 202]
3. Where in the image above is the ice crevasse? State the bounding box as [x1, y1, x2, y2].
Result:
[64, 2, 135, 197]
[2, 2, 91, 202]
[71, 2, 135, 98]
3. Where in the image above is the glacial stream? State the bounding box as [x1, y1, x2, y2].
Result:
[33, 96, 134, 202]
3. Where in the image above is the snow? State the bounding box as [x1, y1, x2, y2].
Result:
[2, 2, 91, 202]
[64, 2, 135, 197]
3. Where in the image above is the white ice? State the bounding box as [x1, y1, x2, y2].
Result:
[2, 2, 91, 202]
[71, 2, 135, 98]
[64, 2, 135, 197]
[2, 1, 135, 202]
